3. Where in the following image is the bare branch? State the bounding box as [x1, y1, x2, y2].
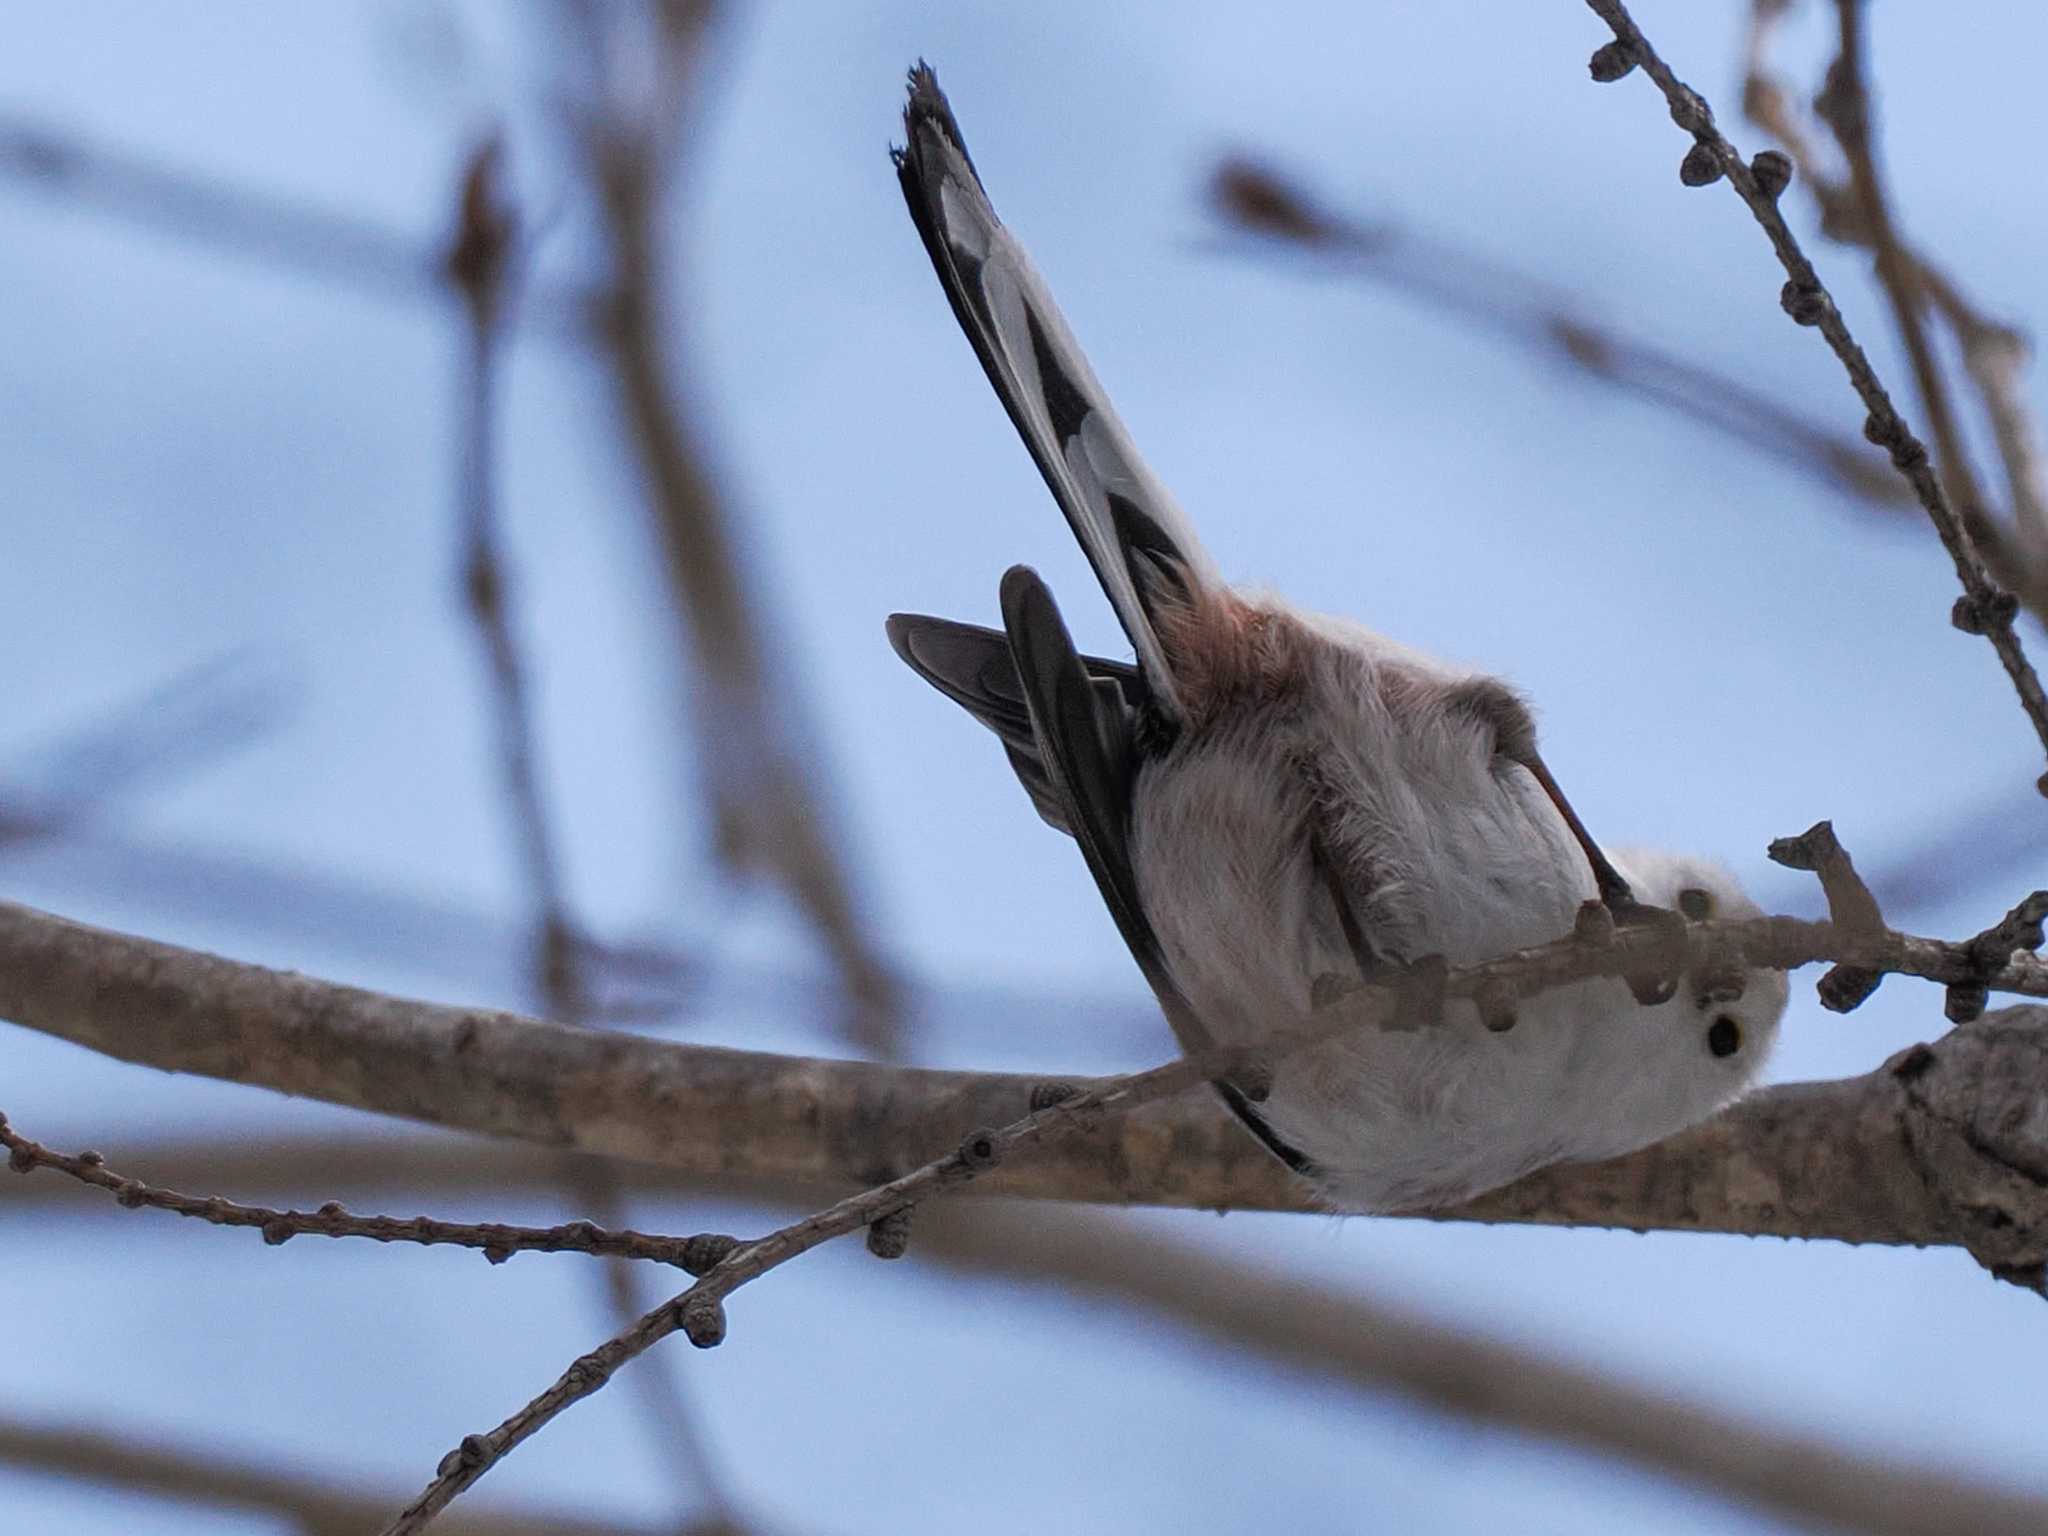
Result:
[0, 1110, 734, 1270]
[5, 898, 2048, 1281]
[382, 1046, 1218, 1529]
[1767, 818, 1887, 1010]
[445, 138, 585, 1018]
[22, 1133, 2047, 1536]
[1581, 0, 2048, 782]
[0, 651, 283, 847]
[1814, 3, 2001, 582]
[1742, 1, 2048, 605]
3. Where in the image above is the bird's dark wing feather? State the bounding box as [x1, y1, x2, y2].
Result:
[997, 566, 1315, 1177]
[887, 611, 1141, 834]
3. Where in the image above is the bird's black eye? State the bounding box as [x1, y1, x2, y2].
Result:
[1707, 1016, 1742, 1058]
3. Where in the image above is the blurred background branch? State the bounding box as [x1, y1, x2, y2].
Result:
[0, 112, 598, 336]
[443, 129, 740, 1532]
[0, 1413, 667, 1536]
[574, 0, 902, 1056]
[1207, 155, 1913, 515]
[1743, 0, 2048, 618]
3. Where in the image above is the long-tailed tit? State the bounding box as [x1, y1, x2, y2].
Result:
[885, 64, 1786, 1211]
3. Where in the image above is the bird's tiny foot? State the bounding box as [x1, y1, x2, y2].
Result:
[1607, 899, 1689, 1006]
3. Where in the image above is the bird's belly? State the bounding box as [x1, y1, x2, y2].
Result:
[1131, 739, 1615, 1211]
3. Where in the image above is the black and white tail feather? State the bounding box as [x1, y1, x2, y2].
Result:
[890, 62, 1219, 720]
[887, 63, 1311, 1173]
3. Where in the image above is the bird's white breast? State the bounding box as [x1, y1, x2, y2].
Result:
[1127, 609, 1644, 1211]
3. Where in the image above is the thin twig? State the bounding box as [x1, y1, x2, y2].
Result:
[0, 114, 595, 336]
[380, 1055, 1215, 1532]
[0, 651, 283, 847]
[1766, 817, 1887, 1010]
[443, 138, 736, 1528]
[1742, 1, 2048, 605]
[25, 1131, 2047, 1536]
[0, 1111, 728, 1270]
[1581, 0, 2048, 782]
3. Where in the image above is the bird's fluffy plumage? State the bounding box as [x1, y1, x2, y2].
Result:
[888, 63, 1786, 1211]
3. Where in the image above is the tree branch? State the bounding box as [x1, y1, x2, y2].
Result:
[0, 1110, 733, 1271]
[443, 131, 739, 1529]
[1581, 0, 2048, 782]
[1742, 0, 2048, 610]
[578, 3, 901, 1055]
[4, 898, 2046, 1283]
[19, 1133, 2046, 1536]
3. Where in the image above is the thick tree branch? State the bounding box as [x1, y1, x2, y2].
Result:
[4, 899, 2046, 1284]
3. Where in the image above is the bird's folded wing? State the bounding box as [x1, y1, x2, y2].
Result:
[886, 611, 1142, 835]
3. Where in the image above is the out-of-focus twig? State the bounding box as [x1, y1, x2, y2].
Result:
[0, 650, 283, 846]
[447, 142, 584, 1024]
[1581, 0, 2048, 783]
[0, 1412, 663, 1536]
[576, 1, 902, 1055]
[1208, 157, 1911, 513]
[1814, 2, 1997, 582]
[1743, 0, 2048, 611]
[921, 1201, 2048, 1536]
[443, 137, 739, 1532]
[0, 114, 596, 336]
[6, 39, 903, 1050]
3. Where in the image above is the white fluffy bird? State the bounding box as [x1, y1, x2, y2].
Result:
[886, 64, 1786, 1210]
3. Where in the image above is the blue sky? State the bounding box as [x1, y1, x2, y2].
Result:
[3, 3, 2046, 1531]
